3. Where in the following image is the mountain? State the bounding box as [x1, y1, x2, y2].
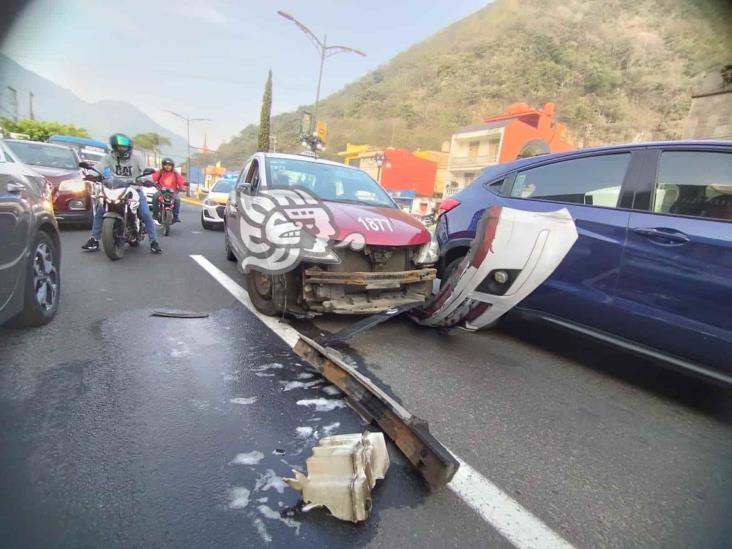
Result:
[214, 0, 731, 167]
[0, 54, 187, 157]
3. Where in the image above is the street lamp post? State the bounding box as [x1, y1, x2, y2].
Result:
[165, 110, 209, 197]
[374, 152, 385, 183]
[277, 10, 365, 146]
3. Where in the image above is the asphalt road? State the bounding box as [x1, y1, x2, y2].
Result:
[1, 202, 730, 548]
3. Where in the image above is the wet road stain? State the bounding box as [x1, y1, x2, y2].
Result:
[0, 305, 432, 548]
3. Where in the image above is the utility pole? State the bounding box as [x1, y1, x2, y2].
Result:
[165, 110, 209, 197]
[277, 11, 365, 147]
[7, 87, 18, 121]
[29, 91, 34, 120]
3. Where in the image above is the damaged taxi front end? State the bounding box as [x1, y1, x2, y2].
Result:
[300, 201, 438, 315]
[225, 152, 437, 317]
[302, 244, 437, 314]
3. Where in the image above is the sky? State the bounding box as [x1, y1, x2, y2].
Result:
[1, 0, 488, 148]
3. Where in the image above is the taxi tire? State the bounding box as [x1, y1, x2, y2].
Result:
[247, 271, 298, 316]
[224, 230, 236, 262]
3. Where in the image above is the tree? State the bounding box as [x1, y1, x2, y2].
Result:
[133, 132, 171, 165]
[257, 70, 272, 152]
[0, 118, 89, 141]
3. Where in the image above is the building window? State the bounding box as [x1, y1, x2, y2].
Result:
[468, 141, 479, 159]
[487, 136, 501, 162]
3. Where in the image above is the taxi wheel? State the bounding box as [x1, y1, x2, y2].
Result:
[224, 229, 236, 262]
[247, 271, 298, 316]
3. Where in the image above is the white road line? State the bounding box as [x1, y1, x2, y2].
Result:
[190, 253, 576, 549]
[190, 255, 300, 348]
[449, 459, 574, 549]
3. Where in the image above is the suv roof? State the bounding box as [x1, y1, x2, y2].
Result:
[474, 139, 732, 182]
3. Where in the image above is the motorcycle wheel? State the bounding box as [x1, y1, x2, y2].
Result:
[163, 210, 172, 237]
[101, 217, 125, 260]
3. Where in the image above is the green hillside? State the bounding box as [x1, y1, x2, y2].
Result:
[213, 0, 731, 167]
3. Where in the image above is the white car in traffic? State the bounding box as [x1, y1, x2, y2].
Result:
[201, 178, 235, 229]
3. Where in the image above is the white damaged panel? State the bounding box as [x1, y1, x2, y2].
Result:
[284, 432, 390, 523]
[414, 206, 578, 330]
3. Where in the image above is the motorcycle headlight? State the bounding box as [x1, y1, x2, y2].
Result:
[59, 179, 87, 193]
[415, 239, 440, 265]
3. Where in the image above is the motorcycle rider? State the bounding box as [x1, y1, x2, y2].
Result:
[151, 157, 186, 223]
[81, 133, 162, 254]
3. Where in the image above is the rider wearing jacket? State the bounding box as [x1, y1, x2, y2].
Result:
[151, 157, 186, 223]
[82, 133, 162, 254]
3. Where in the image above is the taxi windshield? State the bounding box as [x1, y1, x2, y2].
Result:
[265, 157, 395, 208]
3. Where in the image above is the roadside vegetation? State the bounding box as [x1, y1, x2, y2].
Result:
[210, 0, 731, 166]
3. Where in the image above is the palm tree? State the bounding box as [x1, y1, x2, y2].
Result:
[133, 132, 172, 166]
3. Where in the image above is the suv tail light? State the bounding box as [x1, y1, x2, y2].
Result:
[438, 198, 461, 217]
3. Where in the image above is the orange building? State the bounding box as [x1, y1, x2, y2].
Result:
[446, 102, 573, 195]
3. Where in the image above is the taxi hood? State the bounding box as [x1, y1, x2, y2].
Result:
[325, 201, 431, 247]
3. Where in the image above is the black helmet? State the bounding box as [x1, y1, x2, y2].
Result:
[109, 133, 133, 160]
[161, 157, 175, 168]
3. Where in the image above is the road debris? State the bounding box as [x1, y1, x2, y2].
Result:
[293, 335, 459, 489]
[151, 309, 210, 318]
[413, 206, 578, 330]
[284, 432, 390, 523]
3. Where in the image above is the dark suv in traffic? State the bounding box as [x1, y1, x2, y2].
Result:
[437, 140, 731, 385]
[0, 140, 61, 327]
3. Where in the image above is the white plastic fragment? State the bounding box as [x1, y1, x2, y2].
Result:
[284, 432, 390, 523]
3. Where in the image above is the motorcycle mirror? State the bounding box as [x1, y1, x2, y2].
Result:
[79, 161, 94, 169]
[142, 168, 155, 176]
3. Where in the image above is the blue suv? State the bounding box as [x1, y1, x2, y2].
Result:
[436, 141, 731, 385]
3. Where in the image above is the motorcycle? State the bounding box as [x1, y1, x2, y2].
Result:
[155, 188, 176, 237]
[81, 162, 155, 260]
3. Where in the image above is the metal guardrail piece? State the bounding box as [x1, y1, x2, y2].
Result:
[293, 334, 459, 489]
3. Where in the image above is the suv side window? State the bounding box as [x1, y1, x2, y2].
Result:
[653, 151, 732, 222]
[511, 153, 630, 208]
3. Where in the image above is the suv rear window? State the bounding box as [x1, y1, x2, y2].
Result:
[511, 153, 630, 208]
[653, 151, 732, 221]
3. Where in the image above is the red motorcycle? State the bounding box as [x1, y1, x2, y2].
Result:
[155, 189, 176, 236]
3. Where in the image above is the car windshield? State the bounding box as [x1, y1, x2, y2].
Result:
[265, 157, 395, 208]
[5, 141, 77, 170]
[212, 179, 235, 193]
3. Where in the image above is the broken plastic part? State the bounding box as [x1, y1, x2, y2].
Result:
[413, 206, 578, 330]
[284, 432, 390, 523]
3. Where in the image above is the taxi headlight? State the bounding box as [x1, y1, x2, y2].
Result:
[59, 179, 87, 193]
[415, 239, 439, 265]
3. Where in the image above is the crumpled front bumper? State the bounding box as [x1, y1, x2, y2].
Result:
[303, 267, 436, 314]
[412, 206, 578, 330]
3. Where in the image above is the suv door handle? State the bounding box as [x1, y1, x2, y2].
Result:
[632, 227, 690, 244]
[6, 181, 25, 193]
